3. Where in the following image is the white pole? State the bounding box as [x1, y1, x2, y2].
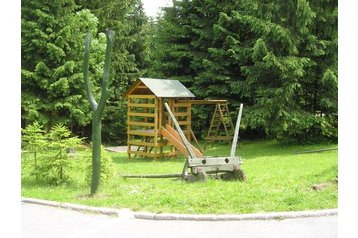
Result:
[230, 103, 243, 157]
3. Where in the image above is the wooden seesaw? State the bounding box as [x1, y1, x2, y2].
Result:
[123, 102, 246, 182]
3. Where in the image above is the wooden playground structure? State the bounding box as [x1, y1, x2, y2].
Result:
[123, 78, 237, 159]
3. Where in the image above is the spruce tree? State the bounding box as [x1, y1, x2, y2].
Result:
[77, 0, 150, 144]
[149, 0, 337, 142]
[21, 1, 106, 134]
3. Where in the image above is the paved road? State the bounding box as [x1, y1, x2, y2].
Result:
[22, 203, 337, 238]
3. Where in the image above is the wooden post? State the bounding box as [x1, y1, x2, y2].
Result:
[158, 98, 164, 156]
[154, 98, 158, 159]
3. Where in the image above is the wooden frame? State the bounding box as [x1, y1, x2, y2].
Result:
[125, 83, 194, 159]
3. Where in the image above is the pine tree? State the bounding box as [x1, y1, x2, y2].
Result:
[21, 1, 106, 135]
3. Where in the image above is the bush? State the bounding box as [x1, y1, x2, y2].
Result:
[22, 123, 82, 185]
[85, 148, 115, 186]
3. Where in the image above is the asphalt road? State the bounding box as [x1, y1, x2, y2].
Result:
[22, 203, 337, 238]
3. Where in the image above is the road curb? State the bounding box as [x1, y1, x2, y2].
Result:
[134, 209, 338, 221]
[22, 197, 337, 221]
[21, 197, 133, 218]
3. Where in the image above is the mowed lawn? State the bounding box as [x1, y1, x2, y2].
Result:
[21, 140, 338, 214]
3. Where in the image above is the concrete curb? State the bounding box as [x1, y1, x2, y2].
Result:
[21, 198, 133, 218]
[22, 197, 337, 221]
[134, 209, 338, 221]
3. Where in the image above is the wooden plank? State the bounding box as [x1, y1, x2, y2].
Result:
[128, 140, 166, 147]
[174, 112, 191, 116]
[173, 103, 191, 107]
[190, 129, 203, 153]
[154, 98, 158, 147]
[128, 140, 154, 147]
[123, 80, 141, 98]
[191, 164, 236, 173]
[128, 150, 155, 157]
[128, 103, 155, 108]
[128, 95, 156, 99]
[128, 112, 155, 117]
[128, 149, 178, 158]
[161, 127, 190, 157]
[186, 100, 228, 105]
[188, 157, 241, 166]
[128, 130, 155, 136]
[178, 121, 191, 126]
[128, 121, 155, 127]
[164, 125, 202, 157]
[158, 98, 164, 154]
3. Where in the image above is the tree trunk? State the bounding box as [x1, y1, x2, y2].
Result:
[84, 30, 115, 196]
[90, 118, 101, 195]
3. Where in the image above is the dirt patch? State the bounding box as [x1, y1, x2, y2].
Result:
[312, 177, 338, 191]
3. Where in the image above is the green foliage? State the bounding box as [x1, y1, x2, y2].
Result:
[148, 0, 337, 143]
[77, 0, 151, 144]
[21, 1, 106, 134]
[84, 149, 115, 186]
[22, 123, 82, 185]
[21, 0, 151, 144]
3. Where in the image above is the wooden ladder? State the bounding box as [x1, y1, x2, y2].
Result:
[204, 102, 234, 149]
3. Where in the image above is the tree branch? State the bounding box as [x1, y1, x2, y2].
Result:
[83, 32, 98, 111]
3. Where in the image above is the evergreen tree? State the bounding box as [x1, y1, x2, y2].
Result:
[76, 0, 150, 144]
[21, 1, 106, 135]
[149, 0, 338, 142]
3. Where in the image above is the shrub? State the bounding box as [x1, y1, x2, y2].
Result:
[85, 148, 115, 186]
[22, 123, 82, 185]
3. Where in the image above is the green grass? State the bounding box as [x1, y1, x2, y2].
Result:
[21, 140, 338, 214]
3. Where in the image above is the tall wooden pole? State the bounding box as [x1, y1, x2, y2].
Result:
[83, 30, 115, 195]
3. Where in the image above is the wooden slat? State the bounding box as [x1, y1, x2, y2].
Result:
[174, 103, 191, 107]
[128, 140, 166, 147]
[128, 150, 155, 157]
[128, 112, 155, 117]
[186, 100, 228, 105]
[128, 121, 155, 127]
[161, 127, 190, 157]
[166, 125, 202, 157]
[128, 130, 155, 136]
[128, 150, 178, 158]
[178, 121, 191, 126]
[128, 95, 156, 99]
[154, 98, 159, 148]
[128, 103, 155, 108]
[174, 112, 190, 116]
[162, 125, 203, 157]
[188, 157, 241, 166]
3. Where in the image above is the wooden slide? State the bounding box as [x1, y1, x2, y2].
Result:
[161, 124, 203, 158]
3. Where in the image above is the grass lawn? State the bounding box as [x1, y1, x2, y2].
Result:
[21, 140, 338, 214]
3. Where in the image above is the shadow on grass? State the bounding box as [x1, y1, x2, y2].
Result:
[109, 152, 186, 165]
[108, 139, 338, 164]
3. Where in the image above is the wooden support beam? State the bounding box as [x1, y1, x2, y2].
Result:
[128, 112, 155, 117]
[128, 95, 156, 99]
[128, 103, 155, 108]
[185, 100, 228, 105]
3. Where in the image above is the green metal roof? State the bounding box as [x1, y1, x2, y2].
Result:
[138, 78, 195, 98]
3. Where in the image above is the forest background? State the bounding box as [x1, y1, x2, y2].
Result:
[20, 0, 338, 144]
